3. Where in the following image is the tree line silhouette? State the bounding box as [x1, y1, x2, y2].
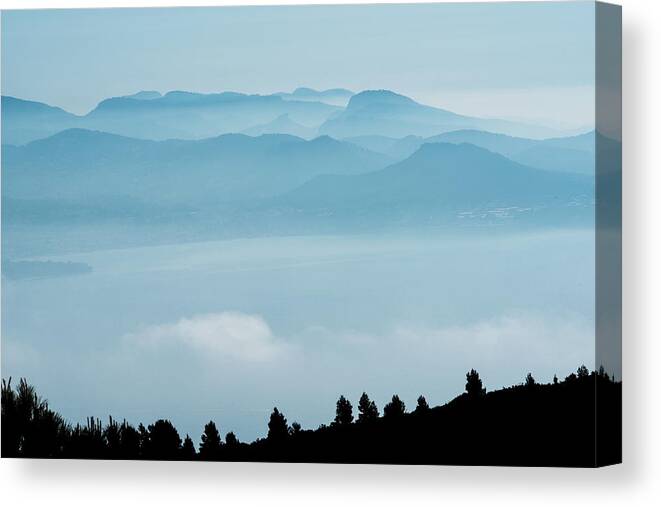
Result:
[1, 365, 621, 466]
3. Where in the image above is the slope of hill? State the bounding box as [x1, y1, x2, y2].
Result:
[319, 90, 561, 139]
[1, 371, 621, 466]
[261, 142, 594, 229]
[1, 96, 81, 145]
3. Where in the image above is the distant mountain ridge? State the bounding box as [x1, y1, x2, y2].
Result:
[2, 128, 390, 206]
[1, 91, 341, 144]
[2, 88, 580, 146]
[320, 90, 563, 140]
[253, 141, 594, 231]
[345, 129, 596, 174]
[1, 96, 81, 145]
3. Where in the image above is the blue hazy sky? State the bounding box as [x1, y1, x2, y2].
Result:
[1, 2, 595, 127]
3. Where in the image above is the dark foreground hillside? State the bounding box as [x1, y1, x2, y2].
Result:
[1, 367, 621, 467]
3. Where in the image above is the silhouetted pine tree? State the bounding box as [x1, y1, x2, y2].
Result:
[334, 395, 354, 425]
[383, 395, 406, 419]
[357, 392, 379, 423]
[465, 369, 486, 399]
[104, 416, 122, 458]
[525, 373, 536, 387]
[199, 420, 222, 459]
[225, 431, 239, 448]
[414, 395, 430, 414]
[137, 423, 150, 457]
[182, 434, 196, 460]
[146, 419, 181, 460]
[118, 420, 141, 458]
[1, 378, 20, 456]
[267, 407, 289, 442]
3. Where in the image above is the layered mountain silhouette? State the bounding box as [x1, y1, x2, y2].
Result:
[3, 89, 569, 146]
[2, 88, 603, 254]
[1, 92, 341, 144]
[256, 142, 594, 230]
[2, 129, 390, 207]
[83, 91, 340, 140]
[319, 90, 562, 139]
[345, 129, 596, 174]
[1, 96, 80, 145]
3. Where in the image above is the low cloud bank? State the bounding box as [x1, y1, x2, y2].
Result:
[125, 312, 292, 362]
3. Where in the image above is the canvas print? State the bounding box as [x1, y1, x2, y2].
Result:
[1, 2, 621, 466]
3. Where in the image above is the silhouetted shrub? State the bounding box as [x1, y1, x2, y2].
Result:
[290, 421, 302, 436]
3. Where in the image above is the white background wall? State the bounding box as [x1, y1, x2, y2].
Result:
[1, 0, 659, 505]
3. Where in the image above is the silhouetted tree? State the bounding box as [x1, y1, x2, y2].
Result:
[267, 407, 289, 442]
[137, 423, 150, 457]
[104, 416, 122, 457]
[1, 378, 20, 456]
[357, 392, 379, 423]
[553, 374, 559, 385]
[465, 369, 486, 399]
[290, 421, 302, 436]
[577, 365, 590, 378]
[525, 373, 536, 387]
[414, 395, 430, 414]
[69, 417, 105, 458]
[146, 419, 181, 459]
[225, 431, 239, 447]
[334, 395, 354, 425]
[1, 378, 69, 458]
[118, 420, 141, 458]
[199, 420, 222, 459]
[182, 434, 196, 460]
[383, 395, 406, 419]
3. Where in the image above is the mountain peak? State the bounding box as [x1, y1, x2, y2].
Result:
[347, 90, 417, 110]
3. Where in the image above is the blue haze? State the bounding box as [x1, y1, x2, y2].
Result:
[0, 3, 602, 443]
[2, 3, 595, 127]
